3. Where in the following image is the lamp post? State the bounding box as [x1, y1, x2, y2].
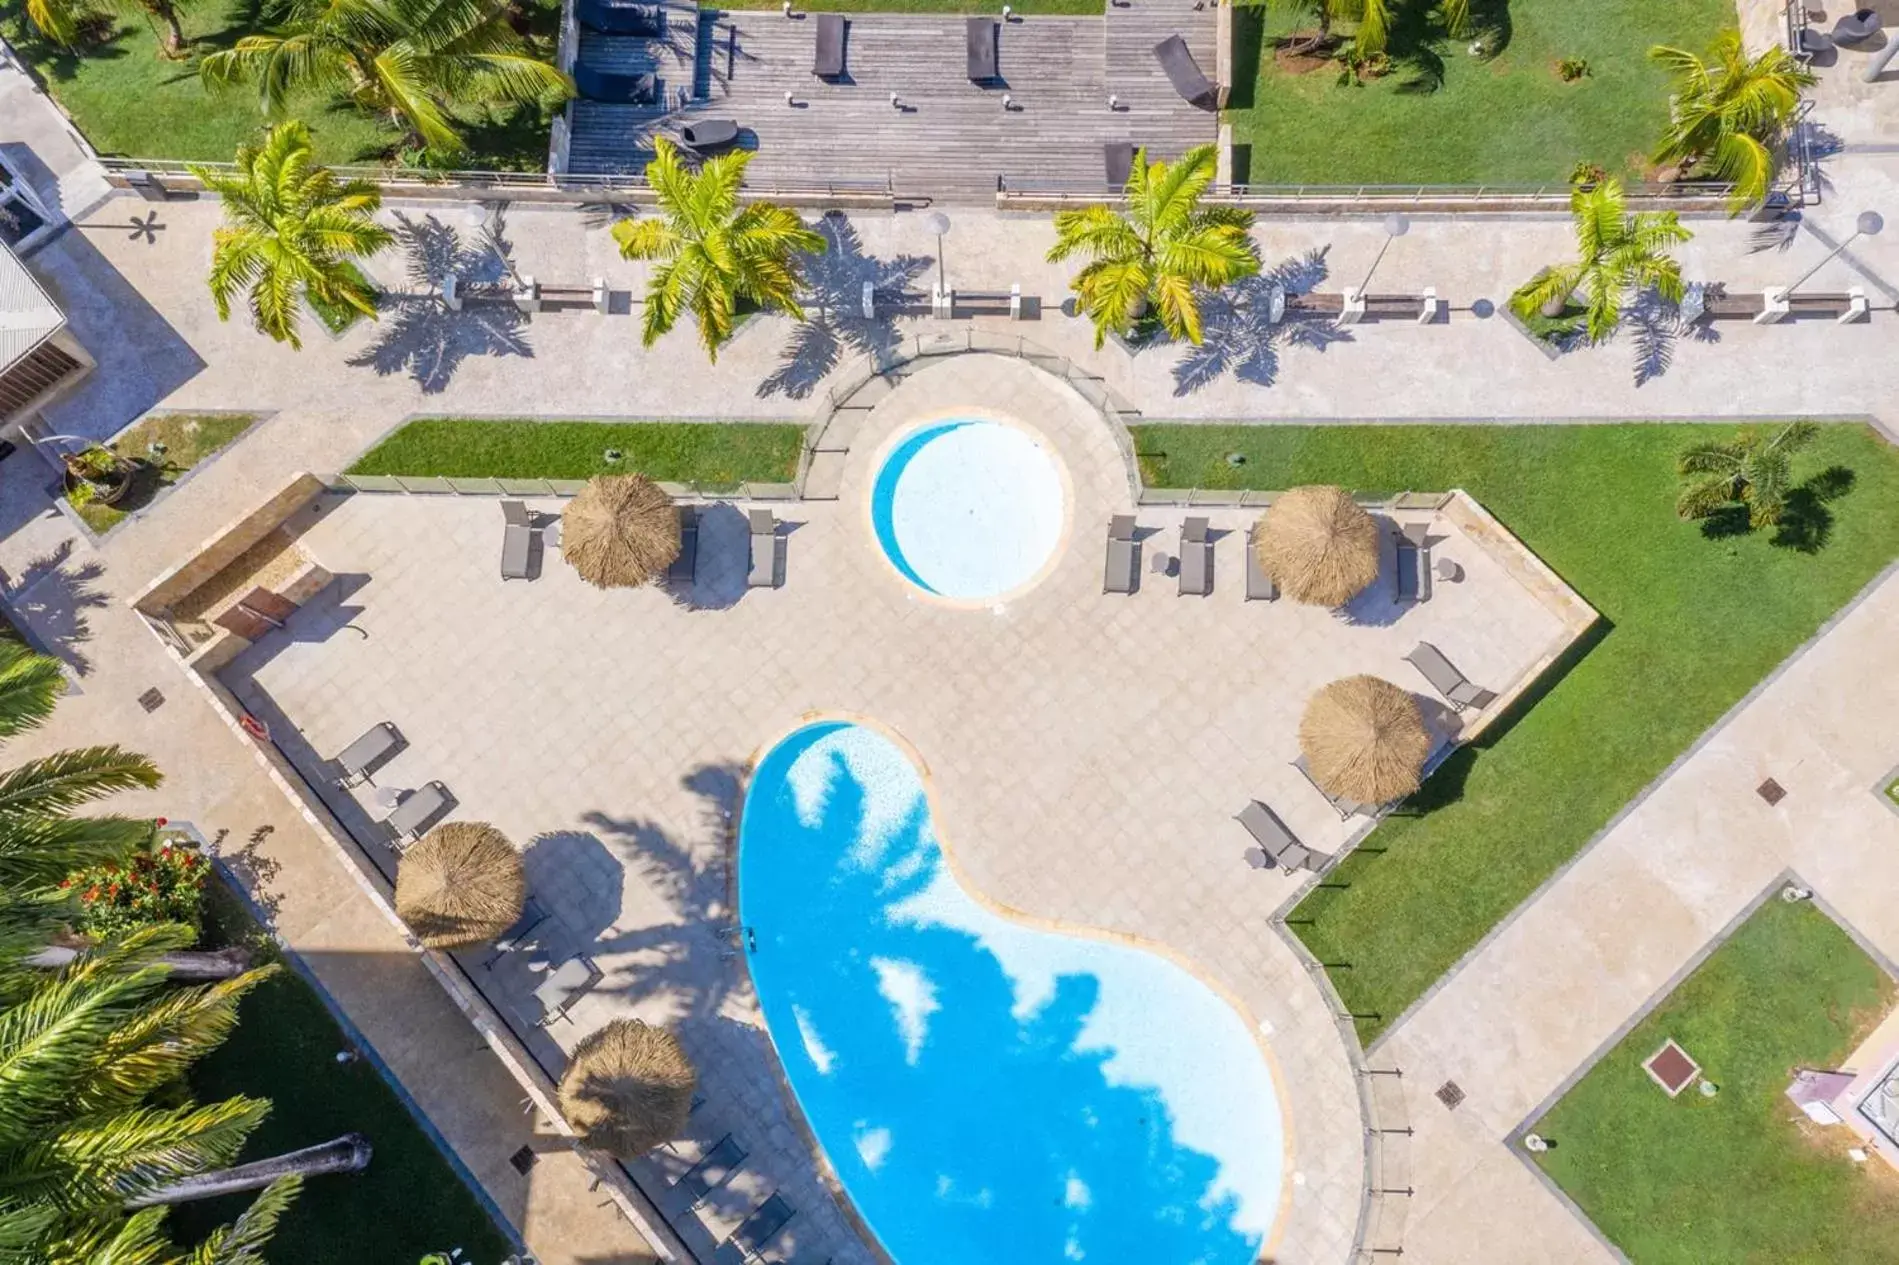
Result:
[1357, 212, 1411, 293]
[1784, 210, 1883, 294]
[927, 211, 952, 296]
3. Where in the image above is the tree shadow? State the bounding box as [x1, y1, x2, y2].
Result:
[756, 213, 931, 400]
[346, 209, 533, 394]
[8, 539, 107, 677]
[1627, 287, 1719, 387]
[1170, 248, 1351, 395]
[1697, 504, 1752, 540]
[1772, 465, 1856, 554]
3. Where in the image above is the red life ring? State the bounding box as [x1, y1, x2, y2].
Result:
[239, 714, 270, 742]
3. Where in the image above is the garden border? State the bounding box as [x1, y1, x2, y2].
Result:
[43, 408, 274, 546]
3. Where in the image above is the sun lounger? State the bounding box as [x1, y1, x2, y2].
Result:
[1154, 34, 1218, 109]
[1404, 640, 1497, 711]
[748, 509, 782, 589]
[529, 953, 599, 1027]
[577, 0, 661, 34]
[1104, 141, 1134, 188]
[1394, 527, 1432, 604]
[1293, 754, 1371, 820]
[669, 505, 699, 586]
[1104, 514, 1138, 594]
[574, 64, 658, 104]
[1245, 520, 1277, 601]
[332, 721, 400, 788]
[1179, 516, 1212, 596]
[729, 1193, 796, 1261]
[967, 18, 998, 82]
[814, 13, 846, 77]
[1235, 800, 1320, 872]
[677, 1133, 746, 1207]
[501, 499, 533, 581]
[481, 896, 551, 967]
[383, 781, 451, 848]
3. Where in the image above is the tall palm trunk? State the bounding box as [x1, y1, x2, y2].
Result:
[127, 1134, 373, 1207]
[146, 0, 188, 57]
[28, 944, 255, 979]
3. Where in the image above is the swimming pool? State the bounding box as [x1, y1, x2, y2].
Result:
[869, 419, 1066, 601]
[739, 721, 1286, 1263]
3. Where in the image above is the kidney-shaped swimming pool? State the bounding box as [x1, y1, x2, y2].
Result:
[738, 721, 1287, 1263]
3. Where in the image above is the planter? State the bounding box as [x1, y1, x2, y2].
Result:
[63, 462, 136, 507]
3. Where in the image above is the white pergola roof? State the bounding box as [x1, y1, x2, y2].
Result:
[0, 241, 64, 375]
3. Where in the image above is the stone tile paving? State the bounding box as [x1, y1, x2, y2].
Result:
[220, 354, 1586, 1263]
[1382, 566, 1899, 1264]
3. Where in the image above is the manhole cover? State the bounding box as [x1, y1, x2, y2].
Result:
[1436, 1080, 1465, 1110]
[508, 1144, 537, 1175]
[1757, 778, 1787, 806]
[137, 688, 165, 713]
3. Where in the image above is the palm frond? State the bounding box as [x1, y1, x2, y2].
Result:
[0, 645, 64, 742]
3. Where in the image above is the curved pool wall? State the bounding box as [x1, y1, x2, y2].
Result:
[739, 721, 1287, 1264]
[868, 419, 1065, 601]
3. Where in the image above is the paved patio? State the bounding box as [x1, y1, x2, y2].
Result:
[213, 353, 1589, 1263]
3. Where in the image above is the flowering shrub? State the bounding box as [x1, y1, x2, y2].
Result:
[64, 834, 206, 939]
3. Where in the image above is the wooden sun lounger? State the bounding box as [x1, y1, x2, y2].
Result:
[383, 781, 451, 847]
[967, 17, 998, 81]
[1179, 516, 1212, 596]
[1235, 800, 1321, 872]
[501, 500, 533, 581]
[1154, 34, 1218, 109]
[676, 1133, 746, 1207]
[729, 1192, 796, 1261]
[1404, 641, 1497, 711]
[1104, 514, 1138, 594]
[814, 13, 846, 77]
[669, 505, 699, 586]
[747, 509, 782, 589]
[1245, 520, 1277, 601]
[332, 721, 400, 788]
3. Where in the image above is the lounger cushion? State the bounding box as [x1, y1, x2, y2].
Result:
[1154, 34, 1218, 108]
[814, 13, 846, 76]
[967, 18, 998, 81]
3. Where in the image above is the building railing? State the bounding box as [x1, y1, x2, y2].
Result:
[326, 472, 799, 500]
[1137, 488, 1453, 511]
[997, 175, 1748, 211]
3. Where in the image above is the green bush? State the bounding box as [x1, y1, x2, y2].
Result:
[65, 830, 207, 939]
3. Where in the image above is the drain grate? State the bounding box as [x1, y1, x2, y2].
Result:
[508, 1145, 537, 1175]
[137, 688, 165, 713]
[1757, 778, 1787, 806]
[1435, 1080, 1465, 1110]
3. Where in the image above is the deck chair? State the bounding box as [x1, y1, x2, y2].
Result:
[1235, 800, 1320, 872]
[383, 781, 451, 847]
[1178, 517, 1212, 596]
[501, 500, 533, 581]
[967, 18, 998, 81]
[676, 1133, 746, 1207]
[481, 897, 551, 968]
[1245, 520, 1277, 601]
[669, 505, 699, 586]
[1293, 754, 1371, 820]
[1394, 528, 1432, 604]
[332, 721, 400, 788]
[747, 509, 781, 589]
[1104, 514, 1138, 594]
[729, 1193, 796, 1261]
[814, 13, 846, 77]
[1404, 641, 1497, 711]
[1154, 34, 1217, 108]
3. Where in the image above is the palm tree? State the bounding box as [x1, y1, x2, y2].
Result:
[1649, 31, 1814, 210]
[1510, 177, 1691, 344]
[1046, 144, 1259, 349]
[612, 138, 825, 363]
[199, 0, 572, 157]
[24, 0, 192, 58]
[1260, 0, 1467, 56]
[189, 123, 393, 351]
[1676, 421, 1819, 527]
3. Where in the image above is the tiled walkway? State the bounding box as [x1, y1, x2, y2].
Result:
[222, 354, 1587, 1264]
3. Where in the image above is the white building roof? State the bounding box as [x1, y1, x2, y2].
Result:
[0, 240, 64, 375]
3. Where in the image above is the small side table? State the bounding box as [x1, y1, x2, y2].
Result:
[373, 785, 405, 810]
[1150, 551, 1176, 576]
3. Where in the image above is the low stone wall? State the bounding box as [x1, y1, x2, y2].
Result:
[133, 473, 327, 617]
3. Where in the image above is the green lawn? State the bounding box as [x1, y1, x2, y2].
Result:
[1131, 423, 1899, 1043]
[347, 417, 807, 484]
[0, 0, 558, 169]
[1226, 0, 1735, 185]
[171, 880, 515, 1264]
[1532, 898, 1899, 1264]
[67, 411, 261, 534]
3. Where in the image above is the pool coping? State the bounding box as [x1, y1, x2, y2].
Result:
[730, 710, 1299, 1265]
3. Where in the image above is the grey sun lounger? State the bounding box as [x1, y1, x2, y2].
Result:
[729, 1192, 796, 1261]
[677, 1133, 747, 1207]
[1294, 754, 1372, 820]
[669, 504, 699, 586]
[967, 17, 998, 82]
[1104, 514, 1139, 594]
[1179, 516, 1212, 596]
[1154, 34, 1218, 109]
[1235, 800, 1320, 873]
[748, 509, 782, 589]
[1394, 523, 1432, 604]
[1405, 640, 1497, 711]
[1105, 141, 1135, 188]
[383, 780, 451, 847]
[1245, 520, 1278, 601]
[332, 721, 400, 788]
[814, 13, 846, 77]
[501, 500, 533, 581]
[481, 896, 551, 967]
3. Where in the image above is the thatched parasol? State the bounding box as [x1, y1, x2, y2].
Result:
[1255, 485, 1382, 607]
[559, 1020, 698, 1158]
[1298, 675, 1432, 806]
[394, 822, 526, 949]
[563, 474, 681, 589]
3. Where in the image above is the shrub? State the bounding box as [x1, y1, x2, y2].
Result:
[64, 831, 207, 939]
[1558, 56, 1591, 82]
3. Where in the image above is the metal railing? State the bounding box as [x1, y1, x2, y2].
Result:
[326, 473, 799, 500]
[1137, 488, 1453, 510]
[998, 174, 1746, 210]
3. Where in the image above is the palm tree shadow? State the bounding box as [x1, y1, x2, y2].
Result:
[1170, 248, 1349, 395]
[346, 209, 532, 394]
[1772, 465, 1855, 553]
[756, 213, 932, 399]
[1628, 287, 1718, 387]
[9, 539, 107, 677]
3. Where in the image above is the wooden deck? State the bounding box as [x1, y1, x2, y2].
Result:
[566, 0, 1219, 202]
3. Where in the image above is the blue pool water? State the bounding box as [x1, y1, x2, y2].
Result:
[869, 419, 1065, 600]
[739, 721, 1285, 1264]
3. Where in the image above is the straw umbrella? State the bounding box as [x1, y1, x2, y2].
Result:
[563, 473, 681, 589]
[559, 1020, 698, 1158]
[394, 821, 526, 949]
[1255, 485, 1381, 607]
[1298, 675, 1432, 806]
